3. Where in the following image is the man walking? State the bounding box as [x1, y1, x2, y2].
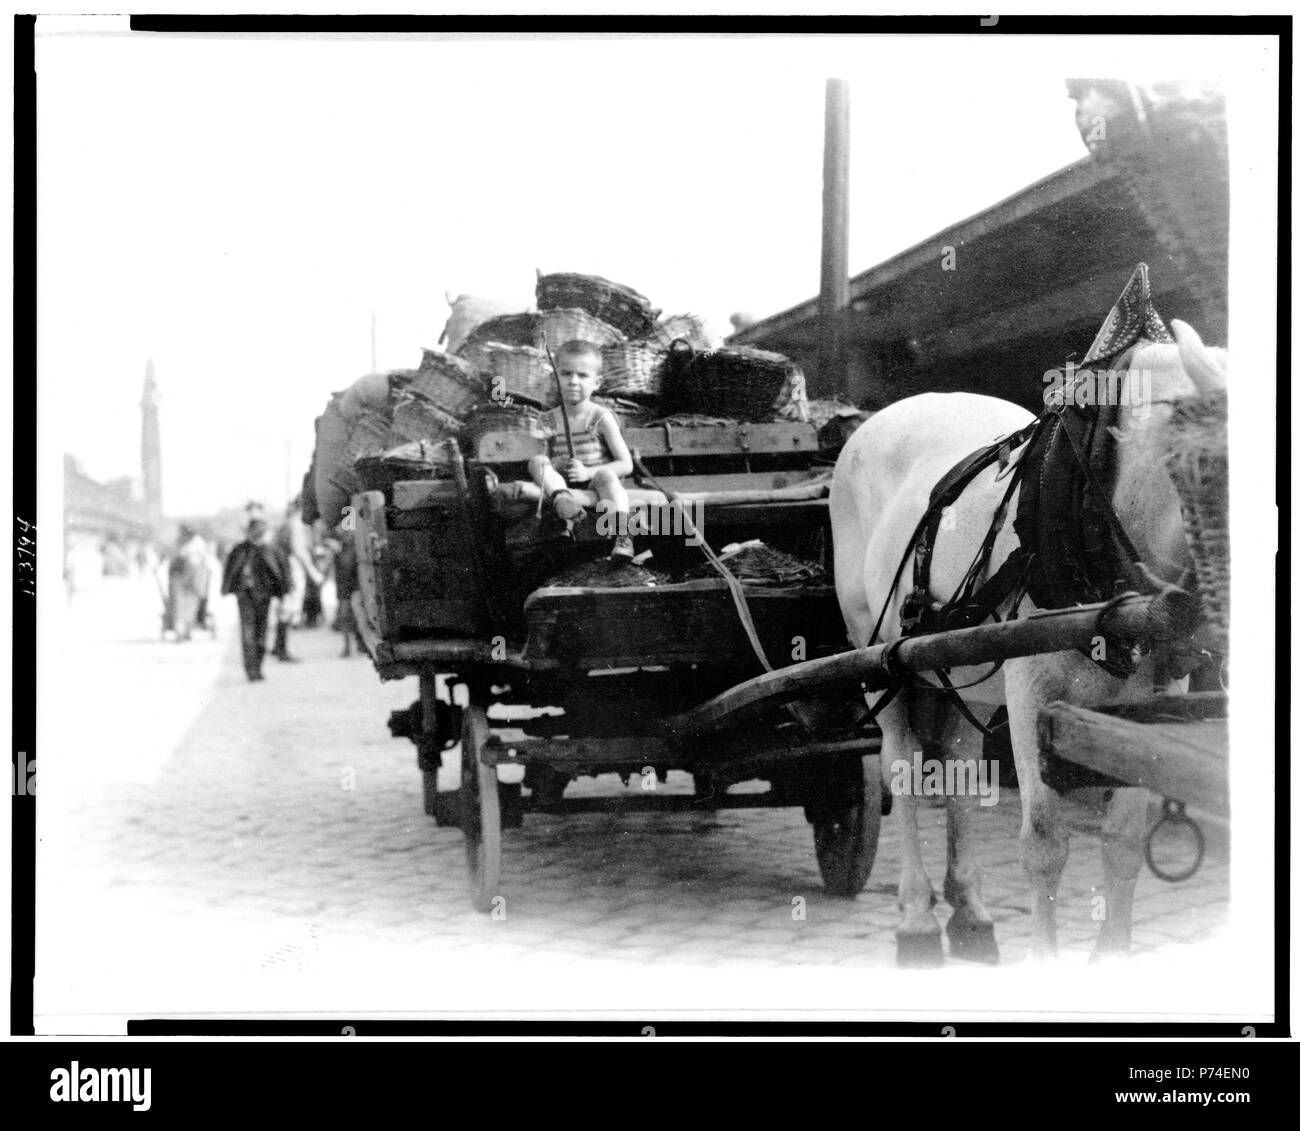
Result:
[221, 516, 286, 682]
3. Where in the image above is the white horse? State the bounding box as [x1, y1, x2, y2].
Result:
[830, 319, 1227, 963]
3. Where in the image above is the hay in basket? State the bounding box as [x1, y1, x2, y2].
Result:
[1162, 388, 1228, 651]
[684, 539, 825, 586]
[544, 555, 670, 589]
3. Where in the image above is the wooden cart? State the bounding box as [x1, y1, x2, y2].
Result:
[353, 419, 886, 911]
[352, 413, 1219, 909]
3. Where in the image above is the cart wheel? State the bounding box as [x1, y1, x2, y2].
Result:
[813, 755, 883, 898]
[460, 704, 502, 913]
[421, 771, 439, 817]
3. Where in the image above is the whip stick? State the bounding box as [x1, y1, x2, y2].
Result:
[541, 331, 576, 461]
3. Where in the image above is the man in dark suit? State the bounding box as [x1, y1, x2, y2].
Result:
[221, 517, 287, 682]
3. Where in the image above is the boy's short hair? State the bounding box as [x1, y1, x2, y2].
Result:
[555, 339, 603, 370]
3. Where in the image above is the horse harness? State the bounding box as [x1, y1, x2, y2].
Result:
[863, 265, 1181, 734]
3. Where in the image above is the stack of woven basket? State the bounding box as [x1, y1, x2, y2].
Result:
[309, 272, 817, 527]
[441, 270, 808, 425]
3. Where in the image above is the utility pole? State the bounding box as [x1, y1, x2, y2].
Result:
[818, 78, 850, 399]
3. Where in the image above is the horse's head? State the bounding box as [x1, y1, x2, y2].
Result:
[1110, 319, 1228, 602]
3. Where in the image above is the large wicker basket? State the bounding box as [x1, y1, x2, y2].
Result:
[479, 343, 557, 409]
[673, 345, 810, 422]
[455, 313, 544, 375]
[406, 352, 485, 419]
[461, 401, 549, 454]
[1163, 389, 1228, 652]
[540, 307, 626, 353]
[536, 272, 659, 339]
[599, 340, 669, 401]
[388, 391, 465, 445]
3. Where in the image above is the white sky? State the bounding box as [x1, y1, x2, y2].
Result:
[37, 25, 1239, 513]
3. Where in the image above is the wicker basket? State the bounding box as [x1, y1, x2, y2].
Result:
[344, 409, 393, 462]
[1163, 389, 1228, 651]
[405, 352, 484, 419]
[455, 313, 544, 375]
[478, 343, 556, 409]
[355, 439, 458, 494]
[388, 391, 465, 446]
[540, 307, 627, 353]
[536, 272, 659, 339]
[599, 340, 669, 400]
[461, 401, 549, 453]
[675, 345, 810, 422]
[642, 313, 715, 352]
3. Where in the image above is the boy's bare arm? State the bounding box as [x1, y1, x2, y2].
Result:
[596, 412, 634, 479]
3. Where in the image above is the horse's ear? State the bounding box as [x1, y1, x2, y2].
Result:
[1171, 318, 1227, 394]
[445, 290, 456, 307]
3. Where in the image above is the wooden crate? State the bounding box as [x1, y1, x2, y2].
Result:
[352, 488, 488, 641]
[522, 580, 846, 669]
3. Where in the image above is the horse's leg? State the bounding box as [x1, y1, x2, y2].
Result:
[1004, 659, 1069, 959]
[879, 695, 944, 967]
[1093, 786, 1148, 959]
[940, 716, 999, 963]
[910, 693, 1000, 964]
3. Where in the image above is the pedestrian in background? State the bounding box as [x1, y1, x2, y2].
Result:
[330, 530, 361, 658]
[167, 525, 211, 642]
[221, 516, 286, 682]
[271, 495, 325, 663]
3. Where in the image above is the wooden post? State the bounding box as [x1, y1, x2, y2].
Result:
[818, 78, 850, 398]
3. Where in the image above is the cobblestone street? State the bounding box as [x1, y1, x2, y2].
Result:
[36, 576, 1244, 1032]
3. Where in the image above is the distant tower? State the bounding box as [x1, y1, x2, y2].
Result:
[141, 359, 163, 521]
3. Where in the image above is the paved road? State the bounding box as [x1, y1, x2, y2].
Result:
[35, 575, 1235, 1031]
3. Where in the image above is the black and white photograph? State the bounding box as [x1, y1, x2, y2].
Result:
[17, 15, 1283, 1046]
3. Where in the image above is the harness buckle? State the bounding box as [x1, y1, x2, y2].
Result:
[899, 587, 935, 635]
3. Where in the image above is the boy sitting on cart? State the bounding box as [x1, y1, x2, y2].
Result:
[526, 339, 636, 563]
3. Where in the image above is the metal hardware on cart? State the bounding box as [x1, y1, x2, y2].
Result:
[1144, 798, 1206, 883]
[388, 700, 463, 771]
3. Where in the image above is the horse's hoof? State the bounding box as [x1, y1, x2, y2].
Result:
[896, 931, 945, 968]
[946, 915, 1000, 965]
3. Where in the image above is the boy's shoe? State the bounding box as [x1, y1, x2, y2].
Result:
[609, 535, 635, 564]
[550, 490, 586, 522]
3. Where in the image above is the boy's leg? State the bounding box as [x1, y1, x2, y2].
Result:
[592, 469, 634, 560]
[527, 455, 567, 496]
[529, 454, 585, 520]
